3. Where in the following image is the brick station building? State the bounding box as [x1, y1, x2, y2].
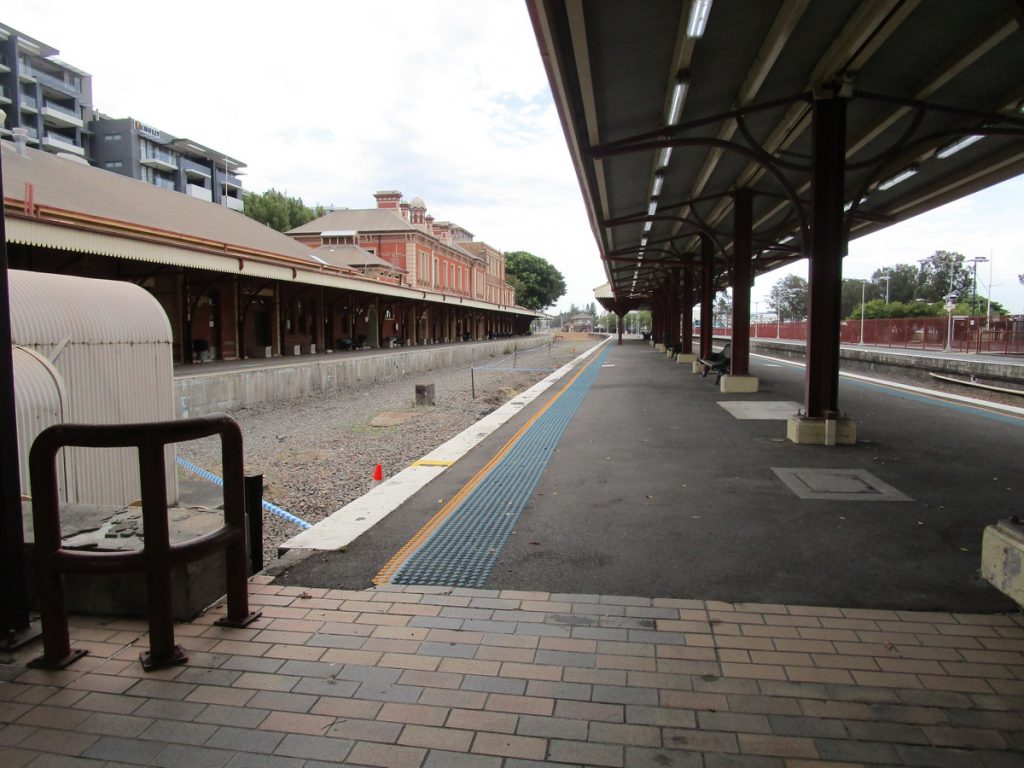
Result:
[2, 141, 531, 363]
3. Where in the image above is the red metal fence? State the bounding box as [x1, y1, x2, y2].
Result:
[726, 314, 1024, 355]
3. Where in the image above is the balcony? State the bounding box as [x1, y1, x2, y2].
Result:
[140, 149, 178, 172]
[224, 196, 244, 212]
[42, 101, 84, 128]
[22, 65, 81, 97]
[187, 183, 213, 202]
[41, 131, 85, 155]
[0, 85, 9, 104]
[152, 177, 176, 191]
[19, 94, 38, 112]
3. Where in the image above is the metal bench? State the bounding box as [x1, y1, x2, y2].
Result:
[699, 342, 731, 384]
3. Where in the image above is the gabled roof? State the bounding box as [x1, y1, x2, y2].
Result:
[313, 244, 405, 272]
[2, 141, 317, 265]
[289, 208, 418, 235]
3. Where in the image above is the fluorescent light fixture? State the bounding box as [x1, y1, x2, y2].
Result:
[640, 237, 648, 247]
[658, 146, 673, 169]
[778, 235, 794, 245]
[935, 134, 984, 159]
[877, 164, 919, 191]
[643, 220, 653, 233]
[651, 172, 664, 198]
[687, 0, 713, 38]
[647, 200, 658, 217]
[665, 71, 689, 126]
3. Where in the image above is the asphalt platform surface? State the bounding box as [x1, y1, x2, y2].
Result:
[274, 339, 1023, 613]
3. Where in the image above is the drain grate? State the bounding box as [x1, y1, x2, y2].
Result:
[772, 467, 913, 501]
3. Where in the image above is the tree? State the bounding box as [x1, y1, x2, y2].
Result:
[768, 274, 808, 321]
[914, 251, 970, 302]
[871, 263, 918, 304]
[243, 188, 325, 232]
[504, 251, 567, 310]
[840, 278, 881, 320]
[714, 291, 732, 327]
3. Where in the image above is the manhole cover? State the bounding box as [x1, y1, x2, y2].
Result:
[719, 401, 801, 420]
[772, 467, 912, 501]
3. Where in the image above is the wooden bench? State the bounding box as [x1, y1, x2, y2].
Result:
[699, 342, 731, 384]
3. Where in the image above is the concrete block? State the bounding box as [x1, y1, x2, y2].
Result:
[692, 360, 704, 374]
[655, 344, 665, 352]
[665, 349, 675, 358]
[415, 383, 436, 406]
[720, 374, 759, 393]
[786, 414, 857, 445]
[982, 518, 1024, 607]
[677, 353, 697, 364]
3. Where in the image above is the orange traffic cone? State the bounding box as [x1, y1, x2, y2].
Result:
[372, 463, 383, 482]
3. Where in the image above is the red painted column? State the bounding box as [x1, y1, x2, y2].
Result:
[731, 189, 753, 376]
[805, 95, 847, 419]
[699, 235, 714, 359]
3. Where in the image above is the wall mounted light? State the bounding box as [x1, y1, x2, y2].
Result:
[687, 0, 714, 38]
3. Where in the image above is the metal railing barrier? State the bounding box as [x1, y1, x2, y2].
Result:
[28, 414, 261, 671]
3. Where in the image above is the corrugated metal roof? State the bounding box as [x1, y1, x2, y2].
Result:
[2, 141, 319, 265]
[313, 244, 403, 270]
[288, 208, 418, 235]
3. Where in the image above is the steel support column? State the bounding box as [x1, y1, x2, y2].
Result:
[731, 189, 753, 376]
[804, 95, 847, 419]
[681, 266, 694, 354]
[669, 267, 681, 350]
[0, 144, 34, 645]
[699, 235, 714, 359]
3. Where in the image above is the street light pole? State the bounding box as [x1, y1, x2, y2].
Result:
[860, 279, 867, 344]
[967, 256, 988, 316]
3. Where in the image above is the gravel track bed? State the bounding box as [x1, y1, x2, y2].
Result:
[177, 340, 599, 563]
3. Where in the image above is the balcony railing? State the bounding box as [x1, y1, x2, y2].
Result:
[41, 131, 85, 155]
[187, 183, 213, 202]
[41, 101, 84, 128]
[22, 64, 81, 96]
[140, 148, 178, 172]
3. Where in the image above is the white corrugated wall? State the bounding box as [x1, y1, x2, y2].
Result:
[13, 346, 74, 502]
[9, 270, 178, 506]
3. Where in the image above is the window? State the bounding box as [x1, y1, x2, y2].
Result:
[104, 161, 122, 169]
[103, 134, 122, 142]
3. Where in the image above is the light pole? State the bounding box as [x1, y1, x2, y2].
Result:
[967, 256, 988, 315]
[943, 291, 959, 352]
[752, 300, 760, 338]
[859, 279, 868, 344]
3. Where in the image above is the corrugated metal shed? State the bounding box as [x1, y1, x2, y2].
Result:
[9, 270, 178, 506]
[13, 346, 73, 502]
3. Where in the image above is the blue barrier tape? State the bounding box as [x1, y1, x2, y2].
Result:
[175, 456, 311, 529]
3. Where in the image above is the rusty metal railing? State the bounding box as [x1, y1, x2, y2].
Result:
[28, 414, 261, 671]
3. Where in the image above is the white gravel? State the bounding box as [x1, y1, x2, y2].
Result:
[177, 339, 599, 563]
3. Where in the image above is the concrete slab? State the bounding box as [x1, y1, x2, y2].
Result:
[718, 400, 801, 419]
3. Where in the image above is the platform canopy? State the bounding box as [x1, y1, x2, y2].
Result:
[527, 0, 1024, 309]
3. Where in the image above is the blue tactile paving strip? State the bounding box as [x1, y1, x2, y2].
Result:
[391, 347, 609, 587]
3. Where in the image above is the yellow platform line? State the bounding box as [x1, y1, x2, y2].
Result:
[373, 352, 603, 585]
[412, 459, 455, 467]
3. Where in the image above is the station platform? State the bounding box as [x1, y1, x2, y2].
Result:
[4, 337, 1022, 767]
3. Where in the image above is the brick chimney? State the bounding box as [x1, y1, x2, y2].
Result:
[374, 190, 402, 209]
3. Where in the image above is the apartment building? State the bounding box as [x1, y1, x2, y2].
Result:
[0, 21, 244, 207]
[89, 116, 245, 209]
[0, 22, 92, 159]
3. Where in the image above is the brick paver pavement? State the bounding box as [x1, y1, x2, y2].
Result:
[2, 577, 1022, 767]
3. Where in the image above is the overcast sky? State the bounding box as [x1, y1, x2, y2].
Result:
[6, 1, 1022, 314]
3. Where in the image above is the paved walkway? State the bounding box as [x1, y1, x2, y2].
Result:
[2, 578, 1023, 767]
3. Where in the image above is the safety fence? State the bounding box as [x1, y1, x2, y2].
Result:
[720, 314, 1023, 355]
